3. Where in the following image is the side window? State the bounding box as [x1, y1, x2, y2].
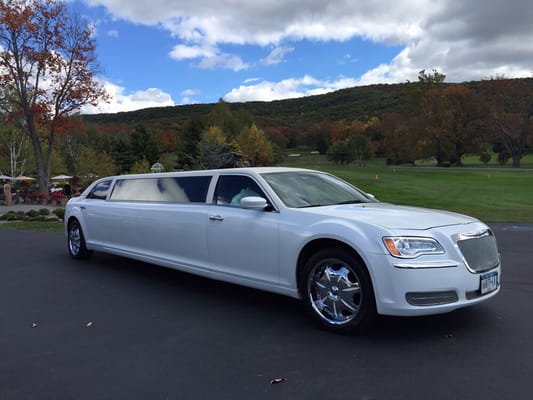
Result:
[109, 176, 211, 203]
[86, 180, 112, 200]
[214, 175, 267, 206]
[175, 176, 211, 202]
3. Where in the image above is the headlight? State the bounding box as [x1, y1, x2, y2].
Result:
[383, 237, 445, 258]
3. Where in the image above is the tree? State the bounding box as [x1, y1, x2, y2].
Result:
[379, 113, 420, 165]
[418, 69, 446, 85]
[439, 84, 480, 165]
[61, 132, 83, 175]
[417, 69, 449, 165]
[176, 117, 204, 168]
[0, 121, 29, 178]
[77, 146, 116, 186]
[207, 99, 251, 138]
[130, 124, 161, 165]
[326, 120, 374, 166]
[304, 122, 334, 154]
[194, 126, 246, 169]
[0, 0, 108, 194]
[111, 135, 135, 173]
[236, 124, 273, 166]
[327, 140, 354, 165]
[487, 79, 533, 168]
[130, 158, 150, 174]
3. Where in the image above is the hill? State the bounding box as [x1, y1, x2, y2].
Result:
[82, 78, 533, 129]
[82, 82, 418, 129]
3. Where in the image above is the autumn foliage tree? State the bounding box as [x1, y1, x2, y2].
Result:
[0, 0, 107, 193]
[486, 79, 533, 168]
[236, 123, 273, 166]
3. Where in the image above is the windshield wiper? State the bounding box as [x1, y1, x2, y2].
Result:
[297, 204, 326, 208]
[335, 200, 364, 205]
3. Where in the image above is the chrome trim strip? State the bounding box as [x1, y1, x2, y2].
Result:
[451, 228, 492, 244]
[393, 261, 458, 269]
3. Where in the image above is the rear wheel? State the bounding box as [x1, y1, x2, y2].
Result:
[301, 247, 376, 333]
[68, 219, 92, 259]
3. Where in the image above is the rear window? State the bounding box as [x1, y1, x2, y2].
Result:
[110, 176, 211, 203]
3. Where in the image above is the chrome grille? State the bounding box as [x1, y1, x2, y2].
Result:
[457, 231, 500, 273]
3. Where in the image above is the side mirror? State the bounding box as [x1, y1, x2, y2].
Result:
[240, 196, 268, 210]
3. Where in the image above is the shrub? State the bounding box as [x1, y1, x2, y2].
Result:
[6, 212, 20, 221]
[0, 211, 17, 221]
[26, 210, 39, 218]
[38, 208, 50, 216]
[53, 208, 65, 220]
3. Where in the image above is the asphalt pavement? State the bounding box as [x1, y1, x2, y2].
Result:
[1, 224, 532, 400]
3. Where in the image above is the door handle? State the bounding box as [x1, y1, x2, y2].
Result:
[80, 206, 86, 210]
[209, 214, 224, 221]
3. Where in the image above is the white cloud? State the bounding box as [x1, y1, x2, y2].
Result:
[169, 44, 215, 60]
[85, 0, 533, 84]
[169, 43, 248, 71]
[223, 75, 359, 103]
[262, 46, 294, 65]
[197, 53, 248, 71]
[106, 29, 119, 38]
[82, 81, 175, 113]
[181, 88, 199, 96]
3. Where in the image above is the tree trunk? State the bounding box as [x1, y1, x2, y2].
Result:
[25, 112, 49, 195]
[512, 153, 521, 168]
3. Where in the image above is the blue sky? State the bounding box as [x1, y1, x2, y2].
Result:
[75, 0, 533, 114]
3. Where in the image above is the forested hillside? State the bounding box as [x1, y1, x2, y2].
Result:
[2, 76, 532, 186]
[83, 78, 533, 128]
[83, 82, 417, 128]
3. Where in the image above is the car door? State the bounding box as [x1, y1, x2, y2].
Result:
[81, 179, 119, 247]
[207, 174, 280, 285]
[105, 176, 212, 273]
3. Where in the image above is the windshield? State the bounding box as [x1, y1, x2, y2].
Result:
[261, 171, 376, 208]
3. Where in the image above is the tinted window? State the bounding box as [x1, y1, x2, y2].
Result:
[214, 175, 267, 206]
[86, 180, 112, 200]
[110, 176, 211, 203]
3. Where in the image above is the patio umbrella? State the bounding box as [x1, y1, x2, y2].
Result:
[15, 175, 36, 181]
[51, 174, 73, 180]
[0, 174, 13, 180]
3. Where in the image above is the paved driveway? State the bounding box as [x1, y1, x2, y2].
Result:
[1, 224, 532, 400]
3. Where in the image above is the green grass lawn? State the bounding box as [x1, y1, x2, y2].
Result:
[0, 221, 64, 232]
[282, 153, 533, 222]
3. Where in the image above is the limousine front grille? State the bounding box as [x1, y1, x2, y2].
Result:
[456, 231, 500, 273]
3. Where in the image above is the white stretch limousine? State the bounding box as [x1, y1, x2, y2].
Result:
[65, 167, 501, 333]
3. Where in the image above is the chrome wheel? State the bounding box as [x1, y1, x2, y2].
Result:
[302, 248, 376, 333]
[308, 259, 362, 325]
[68, 220, 91, 259]
[69, 223, 82, 255]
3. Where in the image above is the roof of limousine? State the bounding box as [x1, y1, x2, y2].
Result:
[104, 166, 316, 180]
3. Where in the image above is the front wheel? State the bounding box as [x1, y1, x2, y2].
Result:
[301, 248, 376, 334]
[67, 219, 92, 259]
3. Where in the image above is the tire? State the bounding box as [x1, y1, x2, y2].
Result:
[67, 219, 92, 259]
[301, 247, 376, 334]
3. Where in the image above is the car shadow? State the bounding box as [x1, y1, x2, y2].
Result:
[76, 251, 498, 340]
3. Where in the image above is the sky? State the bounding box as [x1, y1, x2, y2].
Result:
[72, 0, 533, 114]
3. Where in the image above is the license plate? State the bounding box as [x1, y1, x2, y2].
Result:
[480, 271, 498, 294]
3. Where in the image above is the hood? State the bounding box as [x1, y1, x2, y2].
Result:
[301, 202, 478, 230]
